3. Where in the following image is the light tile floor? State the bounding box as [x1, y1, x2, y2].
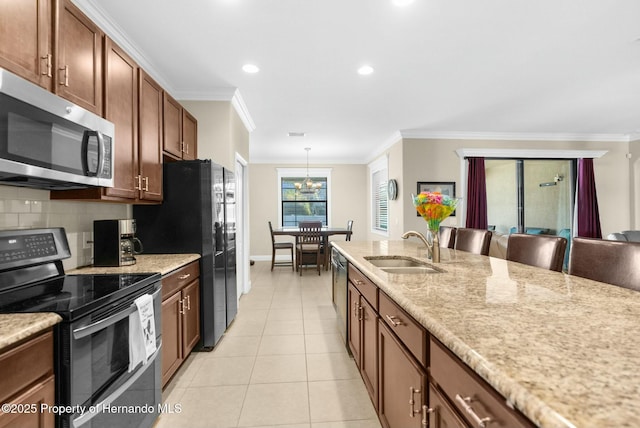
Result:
[155, 261, 382, 428]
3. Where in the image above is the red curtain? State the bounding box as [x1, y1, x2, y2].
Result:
[465, 157, 488, 229]
[576, 158, 602, 238]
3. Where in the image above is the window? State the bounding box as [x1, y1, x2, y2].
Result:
[369, 157, 388, 234]
[277, 168, 331, 227]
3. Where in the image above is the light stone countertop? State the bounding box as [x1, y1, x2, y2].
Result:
[0, 313, 62, 350]
[68, 253, 201, 276]
[332, 240, 640, 428]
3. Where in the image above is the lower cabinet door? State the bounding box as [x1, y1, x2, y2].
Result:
[378, 320, 427, 428]
[161, 291, 183, 387]
[182, 280, 201, 354]
[360, 297, 378, 407]
[0, 376, 55, 428]
[347, 283, 361, 363]
[428, 384, 467, 428]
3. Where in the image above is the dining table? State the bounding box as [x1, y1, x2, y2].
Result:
[272, 226, 352, 270]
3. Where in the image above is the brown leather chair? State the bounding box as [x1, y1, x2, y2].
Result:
[454, 228, 492, 255]
[569, 237, 640, 291]
[296, 221, 323, 275]
[438, 226, 456, 249]
[506, 233, 567, 272]
[269, 221, 294, 271]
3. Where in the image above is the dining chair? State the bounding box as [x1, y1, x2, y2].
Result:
[569, 237, 640, 291]
[454, 228, 492, 255]
[438, 226, 456, 249]
[506, 233, 567, 272]
[296, 221, 323, 275]
[346, 220, 354, 241]
[268, 221, 294, 271]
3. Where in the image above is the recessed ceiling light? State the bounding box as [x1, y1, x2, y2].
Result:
[242, 64, 260, 73]
[288, 132, 306, 137]
[357, 65, 374, 76]
[392, 0, 415, 6]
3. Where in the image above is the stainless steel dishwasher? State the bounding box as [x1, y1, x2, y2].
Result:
[331, 246, 348, 348]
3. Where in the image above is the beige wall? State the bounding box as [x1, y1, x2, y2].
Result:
[386, 138, 631, 237]
[181, 100, 250, 169]
[249, 163, 367, 258]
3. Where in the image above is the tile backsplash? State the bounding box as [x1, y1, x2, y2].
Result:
[0, 185, 130, 270]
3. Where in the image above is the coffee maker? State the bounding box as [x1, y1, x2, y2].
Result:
[93, 219, 144, 266]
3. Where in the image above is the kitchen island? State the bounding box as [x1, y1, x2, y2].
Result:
[331, 240, 640, 428]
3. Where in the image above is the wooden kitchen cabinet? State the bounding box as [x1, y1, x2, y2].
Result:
[430, 338, 534, 428]
[55, 0, 103, 115]
[161, 261, 201, 387]
[0, 330, 55, 428]
[0, 0, 53, 89]
[378, 320, 427, 428]
[51, 46, 163, 203]
[163, 92, 198, 160]
[347, 266, 378, 407]
[427, 384, 467, 428]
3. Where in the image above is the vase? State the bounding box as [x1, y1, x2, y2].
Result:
[428, 227, 441, 263]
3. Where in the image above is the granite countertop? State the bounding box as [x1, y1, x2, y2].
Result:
[68, 253, 201, 276]
[0, 313, 62, 351]
[332, 240, 640, 428]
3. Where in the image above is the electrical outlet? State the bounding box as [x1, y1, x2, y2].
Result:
[82, 232, 92, 249]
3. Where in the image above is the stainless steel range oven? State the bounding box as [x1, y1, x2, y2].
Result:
[0, 228, 161, 428]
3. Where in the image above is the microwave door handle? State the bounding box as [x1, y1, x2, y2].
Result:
[82, 130, 103, 177]
[72, 287, 161, 339]
[71, 341, 162, 428]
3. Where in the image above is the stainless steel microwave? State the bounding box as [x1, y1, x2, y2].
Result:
[0, 68, 114, 190]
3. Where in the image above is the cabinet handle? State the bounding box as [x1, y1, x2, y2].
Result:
[179, 298, 185, 315]
[353, 301, 358, 319]
[179, 273, 191, 280]
[455, 395, 492, 428]
[385, 314, 402, 327]
[142, 176, 149, 191]
[180, 141, 185, 153]
[358, 305, 363, 321]
[134, 175, 142, 190]
[186, 295, 191, 310]
[41, 54, 52, 77]
[409, 386, 421, 418]
[59, 65, 69, 86]
[353, 279, 364, 286]
[422, 405, 433, 427]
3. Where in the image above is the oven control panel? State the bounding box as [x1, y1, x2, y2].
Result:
[0, 233, 57, 263]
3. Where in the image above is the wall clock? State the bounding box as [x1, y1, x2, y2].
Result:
[387, 179, 398, 200]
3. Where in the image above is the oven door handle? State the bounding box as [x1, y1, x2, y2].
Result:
[73, 286, 161, 340]
[72, 341, 162, 428]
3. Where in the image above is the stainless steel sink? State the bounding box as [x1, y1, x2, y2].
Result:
[379, 266, 439, 274]
[364, 256, 442, 274]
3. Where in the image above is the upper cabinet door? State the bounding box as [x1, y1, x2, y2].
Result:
[104, 37, 138, 200]
[163, 93, 183, 158]
[139, 70, 163, 202]
[55, 0, 103, 115]
[182, 109, 197, 160]
[0, 0, 52, 89]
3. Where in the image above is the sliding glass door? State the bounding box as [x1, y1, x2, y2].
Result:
[485, 159, 574, 236]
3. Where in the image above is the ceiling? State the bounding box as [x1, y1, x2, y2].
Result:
[80, 0, 640, 164]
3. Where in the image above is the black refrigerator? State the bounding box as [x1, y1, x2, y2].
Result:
[133, 159, 237, 350]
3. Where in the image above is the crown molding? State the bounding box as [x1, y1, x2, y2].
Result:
[400, 130, 632, 143]
[364, 130, 402, 164]
[455, 148, 608, 159]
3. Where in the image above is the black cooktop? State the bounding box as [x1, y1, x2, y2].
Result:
[0, 272, 160, 321]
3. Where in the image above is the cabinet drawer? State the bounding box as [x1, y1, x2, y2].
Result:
[348, 265, 377, 309]
[379, 291, 427, 367]
[0, 331, 54, 405]
[163, 261, 200, 299]
[430, 338, 534, 428]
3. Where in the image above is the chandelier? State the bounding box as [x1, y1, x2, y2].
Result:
[295, 147, 322, 194]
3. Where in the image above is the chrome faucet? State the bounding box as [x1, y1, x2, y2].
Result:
[402, 230, 440, 263]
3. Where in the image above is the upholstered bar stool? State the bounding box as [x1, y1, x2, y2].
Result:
[506, 233, 567, 272]
[268, 221, 294, 271]
[454, 228, 492, 255]
[569, 237, 640, 291]
[438, 226, 456, 249]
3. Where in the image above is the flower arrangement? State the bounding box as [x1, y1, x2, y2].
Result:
[412, 192, 459, 232]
